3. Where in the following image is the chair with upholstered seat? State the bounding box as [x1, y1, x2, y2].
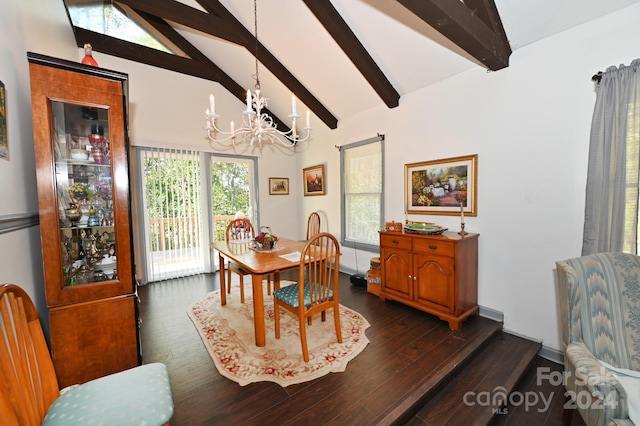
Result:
[273, 232, 342, 362]
[556, 252, 640, 426]
[0, 283, 173, 426]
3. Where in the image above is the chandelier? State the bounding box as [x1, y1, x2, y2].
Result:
[204, 0, 311, 148]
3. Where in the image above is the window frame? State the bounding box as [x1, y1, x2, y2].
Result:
[340, 135, 385, 252]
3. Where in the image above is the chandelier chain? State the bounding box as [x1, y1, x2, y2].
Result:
[203, 0, 312, 149]
[252, 0, 260, 90]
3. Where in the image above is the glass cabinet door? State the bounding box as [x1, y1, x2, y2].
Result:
[29, 55, 133, 307]
[52, 101, 118, 286]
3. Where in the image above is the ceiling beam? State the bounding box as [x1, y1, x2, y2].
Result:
[195, 0, 338, 129]
[116, 0, 243, 44]
[72, 27, 290, 132]
[303, 0, 400, 109]
[117, 0, 337, 129]
[133, 10, 291, 132]
[396, 0, 511, 71]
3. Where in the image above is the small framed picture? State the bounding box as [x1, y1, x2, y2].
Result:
[303, 164, 325, 196]
[405, 154, 477, 216]
[0, 80, 8, 159]
[269, 177, 289, 195]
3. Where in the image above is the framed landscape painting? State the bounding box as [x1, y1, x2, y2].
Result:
[405, 154, 477, 216]
[303, 164, 325, 196]
[269, 177, 289, 195]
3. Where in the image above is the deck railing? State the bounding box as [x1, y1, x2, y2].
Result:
[147, 214, 237, 251]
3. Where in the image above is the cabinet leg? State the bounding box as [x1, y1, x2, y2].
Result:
[448, 319, 462, 331]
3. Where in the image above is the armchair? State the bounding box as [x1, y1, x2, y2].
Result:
[556, 252, 639, 426]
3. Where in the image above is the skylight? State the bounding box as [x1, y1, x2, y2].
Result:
[66, 1, 175, 54]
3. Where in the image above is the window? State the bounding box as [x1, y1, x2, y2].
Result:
[341, 135, 384, 251]
[65, 0, 180, 54]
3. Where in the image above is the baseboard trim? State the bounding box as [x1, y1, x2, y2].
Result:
[478, 305, 504, 322]
[348, 273, 566, 366]
[502, 327, 564, 365]
[479, 307, 564, 365]
[537, 345, 564, 365]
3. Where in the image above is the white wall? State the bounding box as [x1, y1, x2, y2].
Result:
[3, 0, 640, 356]
[308, 3, 640, 354]
[0, 0, 77, 326]
[92, 55, 305, 247]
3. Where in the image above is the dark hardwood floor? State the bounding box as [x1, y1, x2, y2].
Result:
[137, 272, 582, 425]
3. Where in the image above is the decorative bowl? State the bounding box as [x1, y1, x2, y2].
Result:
[254, 240, 276, 250]
[254, 231, 278, 250]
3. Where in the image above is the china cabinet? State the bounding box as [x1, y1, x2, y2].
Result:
[379, 230, 479, 330]
[28, 52, 139, 388]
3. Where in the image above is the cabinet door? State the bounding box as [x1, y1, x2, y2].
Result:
[29, 62, 133, 306]
[413, 253, 455, 313]
[49, 294, 139, 388]
[381, 247, 412, 299]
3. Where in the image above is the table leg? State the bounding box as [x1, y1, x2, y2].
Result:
[252, 273, 266, 347]
[219, 252, 226, 306]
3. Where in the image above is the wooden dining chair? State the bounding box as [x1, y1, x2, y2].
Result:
[225, 218, 255, 303]
[305, 211, 321, 240]
[0, 283, 174, 426]
[272, 232, 342, 362]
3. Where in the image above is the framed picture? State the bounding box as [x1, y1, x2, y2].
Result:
[0, 80, 8, 159]
[303, 164, 325, 196]
[269, 177, 289, 195]
[405, 154, 477, 216]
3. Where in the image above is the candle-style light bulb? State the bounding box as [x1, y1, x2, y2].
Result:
[291, 95, 297, 115]
[246, 90, 252, 111]
[209, 94, 215, 115]
[306, 110, 311, 128]
[230, 120, 235, 137]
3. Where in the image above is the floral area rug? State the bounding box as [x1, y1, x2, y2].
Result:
[187, 280, 370, 387]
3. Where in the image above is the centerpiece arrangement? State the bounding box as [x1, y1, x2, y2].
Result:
[254, 229, 278, 250]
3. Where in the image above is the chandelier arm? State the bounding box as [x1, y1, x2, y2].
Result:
[203, 0, 311, 150]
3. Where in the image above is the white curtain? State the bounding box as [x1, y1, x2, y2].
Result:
[138, 147, 207, 282]
[582, 59, 640, 255]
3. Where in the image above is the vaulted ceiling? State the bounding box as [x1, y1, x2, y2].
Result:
[64, 0, 640, 131]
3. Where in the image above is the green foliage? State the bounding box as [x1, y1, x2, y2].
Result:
[143, 156, 253, 250]
[211, 161, 250, 216]
[210, 161, 252, 242]
[143, 156, 202, 250]
[144, 157, 201, 219]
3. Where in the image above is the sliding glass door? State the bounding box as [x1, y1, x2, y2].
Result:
[136, 148, 258, 283]
[210, 155, 259, 244]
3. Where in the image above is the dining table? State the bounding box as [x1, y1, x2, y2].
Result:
[210, 237, 308, 347]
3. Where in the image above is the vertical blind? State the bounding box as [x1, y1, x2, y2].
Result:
[138, 147, 207, 282]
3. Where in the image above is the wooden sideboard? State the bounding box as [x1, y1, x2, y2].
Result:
[379, 230, 479, 330]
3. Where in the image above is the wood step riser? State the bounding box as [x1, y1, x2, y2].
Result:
[410, 331, 542, 425]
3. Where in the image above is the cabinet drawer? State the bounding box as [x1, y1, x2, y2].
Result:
[380, 234, 412, 250]
[413, 239, 455, 257]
